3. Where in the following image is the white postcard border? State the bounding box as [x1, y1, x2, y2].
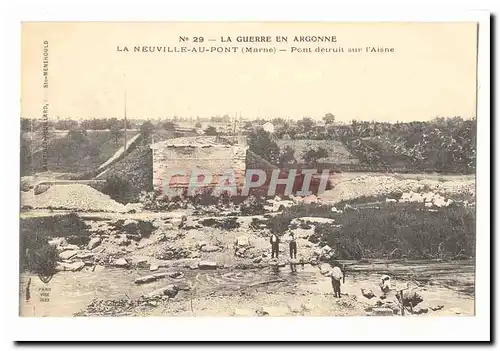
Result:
[4, 1, 491, 342]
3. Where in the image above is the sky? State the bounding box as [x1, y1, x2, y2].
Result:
[21, 22, 478, 121]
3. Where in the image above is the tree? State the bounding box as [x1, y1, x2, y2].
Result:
[20, 135, 32, 176]
[222, 114, 231, 123]
[297, 117, 315, 133]
[247, 129, 281, 165]
[279, 146, 296, 167]
[204, 125, 218, 136]
[109, 123, 123, 144]
[68, 127, 88, 145]
[140, 121, 155, 145]
[21, 118, 31, 132]
[163, 121, 176, 131]
[195, 122, 202, 129]
[323, 113, 336, 125]
[302, 146, 329, 165]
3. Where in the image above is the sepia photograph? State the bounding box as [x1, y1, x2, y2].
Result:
[12, 12, 491, 341]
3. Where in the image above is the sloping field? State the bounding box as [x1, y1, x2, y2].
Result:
[25, 131, 138, 174]
[277, 139, 359, 164]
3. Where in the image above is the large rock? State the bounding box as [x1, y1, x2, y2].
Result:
[75, 251, 94, 259]
[181, 218, 200, 229]
[302, 195, 318, 204]
[117, 234, 131, 246]
[59, 250, 78, 260]
[409, 193, 424, 203]
[34, 184, 51, 195]
[168, 271, 183, 279]
[58, 244, 79, 252]
[200, 245, 219, 252]
[55, 261, 85, 272]
[321, 245, 333, 254]
[144, 284, 179, 299]
[235, 236, 250, 247]
[198, 261, 217, 270]
[87, 237, 102, 250]
[319, 245, 335, 260]
[112, 258, 129, 268]
[361, 288, 375, 299]
[429, 304, 444, 312]
[135, 275, 160, 285]
[48, 237, 68, 248]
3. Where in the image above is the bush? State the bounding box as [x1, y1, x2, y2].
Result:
[250, 217, 268, 230]
[138, 220, 155, 238]
[20, 213, 89, 272]
[200, 217, 240, 230]
[216, 217, 240, 230]
[240, 196, 266, 216]
[25, 244, 59, 276]
[313, 203, 475, 260]
[263, 203, 338, 234]
[282, 203, 336, 219]
[267, 214, 294, 234]
[200, 218, 218, 227]
[101, 175, 134, 204]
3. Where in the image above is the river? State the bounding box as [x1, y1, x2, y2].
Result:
[19, 260, 474, 317]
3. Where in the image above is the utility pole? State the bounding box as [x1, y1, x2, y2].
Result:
[233, 112, 237, 143]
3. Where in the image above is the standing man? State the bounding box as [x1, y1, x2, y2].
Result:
[330, 261, 346, 298]
[270, 233, 280, 259]
[289, 232, 297, 259]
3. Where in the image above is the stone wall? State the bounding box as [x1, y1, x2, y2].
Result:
[152, 144, 247, 194]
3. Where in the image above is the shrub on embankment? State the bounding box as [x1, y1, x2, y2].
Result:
[314, 203, 475, 260]
[266, 203, 336, 234]
[20, 213, 89, 273]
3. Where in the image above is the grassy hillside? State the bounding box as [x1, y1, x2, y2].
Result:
[21, 130, 138, 175]
[277, 139, 359, 164]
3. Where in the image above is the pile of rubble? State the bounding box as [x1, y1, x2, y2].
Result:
[21, 184, 129, 213]
[390, 191, 455, 208]
[263, 197, 295, 212]
[319, 175, 475, 204]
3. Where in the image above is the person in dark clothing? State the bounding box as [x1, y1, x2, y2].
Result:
[270, 233, 280, 258]
[289, 232, 297, 259]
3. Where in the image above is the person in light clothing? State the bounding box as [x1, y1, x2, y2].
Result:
[330, 262, 345, 298]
